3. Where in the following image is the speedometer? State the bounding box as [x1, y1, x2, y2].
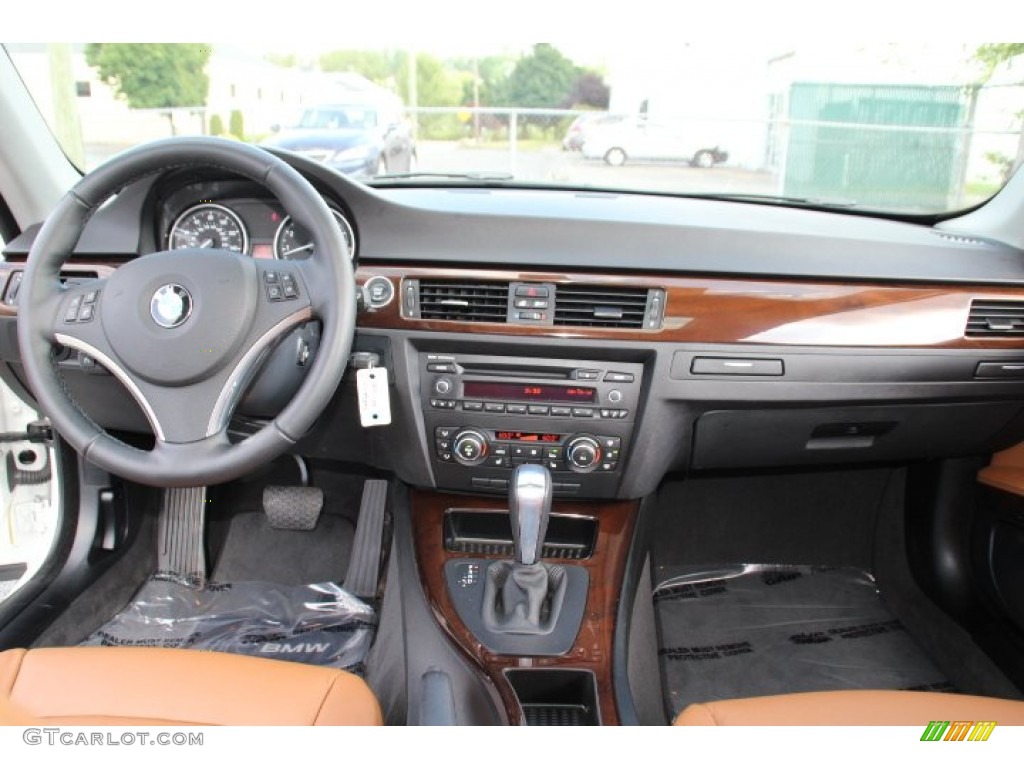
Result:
[169, 203, 249, 254]
[273, 209, 356, 261]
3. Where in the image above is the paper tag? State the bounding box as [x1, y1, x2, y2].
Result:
[356, 367, 392, 427]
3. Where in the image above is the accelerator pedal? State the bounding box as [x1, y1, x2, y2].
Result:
[157, 486, 207, 588]
[344, 479, 388, 600]
[263, 485, 324, 531]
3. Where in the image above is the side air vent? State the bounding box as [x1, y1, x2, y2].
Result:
[553, 285, 662, 329]
[966, 299, 1024, 337]
[418, 280, 509, 323]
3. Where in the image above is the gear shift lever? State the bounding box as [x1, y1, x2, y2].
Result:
[509, 464, 552, 566]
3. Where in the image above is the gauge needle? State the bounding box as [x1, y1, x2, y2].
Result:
[283, 243, 315, 257]
[199, 238, 214, 248]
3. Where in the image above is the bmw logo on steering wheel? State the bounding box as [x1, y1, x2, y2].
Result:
[150, 283, 193, 329]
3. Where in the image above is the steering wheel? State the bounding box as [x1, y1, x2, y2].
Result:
[16, 137, 355, 487]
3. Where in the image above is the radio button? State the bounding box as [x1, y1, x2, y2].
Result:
[604, 371, 635, 383]
[572, 407, 595, 418]
[551, 407, 572, 417]
[427, 363, 456, 373]
[507, 404, 528, 414]
[528, 405, 549, 416]
[575, 369, 601, 381]
[462, 401, 483, 411]
[484, 402, 506, 413]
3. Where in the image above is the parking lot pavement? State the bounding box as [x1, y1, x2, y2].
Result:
[416, 141, 780, 195]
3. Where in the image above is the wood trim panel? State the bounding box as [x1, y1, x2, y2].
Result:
[979, 442, 1024, 496]
[411, 489, 637, 726]
[356, 266, 1024, 349]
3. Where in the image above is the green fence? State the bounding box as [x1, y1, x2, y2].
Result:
[783, 83, 975, 210]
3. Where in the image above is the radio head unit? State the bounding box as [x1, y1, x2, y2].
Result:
[419, 353, 643, 497]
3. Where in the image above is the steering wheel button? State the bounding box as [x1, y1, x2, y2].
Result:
[64, 295, 82, 322]
[83, 290, 98, 304]
[78, 304, 95, 322]
[264, 271, 279, 283]
[283, 283, 299, 299]
[266, 284, 283, 301]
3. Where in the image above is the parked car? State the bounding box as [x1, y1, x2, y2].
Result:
[581, 115, 728, 167]
[264, 97, 416, 177]
[561, 112, 626, 151]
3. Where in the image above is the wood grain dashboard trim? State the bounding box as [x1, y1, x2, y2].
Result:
[355, 266, 1024, 349]
[4, 261, 1024, 350]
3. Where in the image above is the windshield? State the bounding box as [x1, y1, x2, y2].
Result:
[5, 42, 1023, 214]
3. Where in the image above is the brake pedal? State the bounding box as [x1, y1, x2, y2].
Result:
[263, 485, 324, 531]
[157, 486, 207, 588]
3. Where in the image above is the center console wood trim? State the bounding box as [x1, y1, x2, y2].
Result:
[411, 489, 637, 726]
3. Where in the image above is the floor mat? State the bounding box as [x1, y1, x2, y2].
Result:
[654, 564, 953, 719]
[210, 511, 354, 585]
[81, 576, 375, 672]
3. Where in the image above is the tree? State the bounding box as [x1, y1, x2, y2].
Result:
[975, 44, 1024, 81]
[319, 50, 399, 87]
[565, 72, 610, 109]
[208, 114, 224, 136]
[229, 110, 244, 140]
[85, 43, 210, 108]
[502, 44, 580, 109]
[396, 52, 462, 107]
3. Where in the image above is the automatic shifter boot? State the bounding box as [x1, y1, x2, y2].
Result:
[483, 560, 567, 634]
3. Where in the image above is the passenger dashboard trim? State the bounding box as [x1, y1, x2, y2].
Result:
[356, 266, 1024, 349]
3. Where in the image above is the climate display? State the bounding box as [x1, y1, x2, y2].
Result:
[463, 382, 596, 403]
[496, 431, 563, 443]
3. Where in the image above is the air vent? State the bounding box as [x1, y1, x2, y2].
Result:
[966, 299, 1024, 337]
[935, 232, 986, 246]
[418, 280, 509, 323]
[553, 285, 659, 329]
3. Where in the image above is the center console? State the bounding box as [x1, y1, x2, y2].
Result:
[420, 353, 644, 496]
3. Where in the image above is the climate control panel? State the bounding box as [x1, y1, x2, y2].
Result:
[435, 427, 622, 473]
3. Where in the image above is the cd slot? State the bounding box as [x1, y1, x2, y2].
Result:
[459, 362, 572, 380]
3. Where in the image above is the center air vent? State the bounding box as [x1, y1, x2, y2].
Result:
[966, 299, 1024, 337]
[554, 285, 661, 329]
[418, 280, 509, 323]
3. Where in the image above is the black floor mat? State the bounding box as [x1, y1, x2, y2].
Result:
[654, 564, 953, 720]
[211, 511, 354, 585]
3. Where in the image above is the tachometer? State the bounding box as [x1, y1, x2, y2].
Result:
[169, 203, 249, 254]
[273, 209, 356, 260]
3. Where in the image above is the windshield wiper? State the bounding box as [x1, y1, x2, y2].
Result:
[373, 171, 515, 182]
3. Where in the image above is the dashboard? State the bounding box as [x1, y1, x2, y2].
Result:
[4, 151, 1024, 500]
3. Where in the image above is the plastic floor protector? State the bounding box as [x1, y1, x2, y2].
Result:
[81, 575, 375, 672]
[654, 564, 953, 719]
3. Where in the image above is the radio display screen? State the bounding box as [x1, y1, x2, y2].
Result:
[463, 382, 596, 403]
[496, 431, 562, 443]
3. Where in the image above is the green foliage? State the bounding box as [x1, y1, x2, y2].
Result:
[265, 52, 297, 69]
[975, 44, 1024, 80]
[84, 43, 210, 108]
[501, 44, 580, 109]
[229, 110, 244, 139]
[396, 52, 463, 107]
[208, 113, 224, 136]
[319, 49, 398, 87]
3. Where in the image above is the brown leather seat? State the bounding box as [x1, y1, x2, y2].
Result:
[674, 690, 1024, 726]
[0, 647, 382, 726]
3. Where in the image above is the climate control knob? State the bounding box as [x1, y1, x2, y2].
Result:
[566, 435, 602, 473]
[453, 429, 489, 466]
